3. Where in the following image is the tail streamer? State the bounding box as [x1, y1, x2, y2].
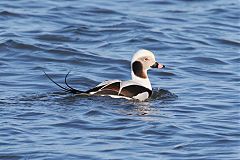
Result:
[43, 71, 85, 94]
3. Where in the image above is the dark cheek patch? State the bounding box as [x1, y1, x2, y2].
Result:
[132, 61, 147, 79]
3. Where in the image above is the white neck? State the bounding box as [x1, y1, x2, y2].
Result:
[131, 71, 152, 90]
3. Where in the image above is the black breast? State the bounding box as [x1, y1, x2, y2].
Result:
[132, 61, 147, 79]
[119, 85, 152, 98]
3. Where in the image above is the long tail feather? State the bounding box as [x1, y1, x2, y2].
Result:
[43, 71, 85, 94]
[64, 71, 85, 94]
[43, 71, 71, 92]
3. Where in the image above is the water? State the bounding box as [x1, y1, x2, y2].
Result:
[0, 0, 239, 159]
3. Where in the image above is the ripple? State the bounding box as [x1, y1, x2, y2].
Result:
[146, 1, 175, 5]
[151, 71, 176, 77]
[35, 34, 76, 42]
[84, 110, 108, 116]
[0, 11, 24, 17]
[141, 129, 170, 136]
[0, 155, 23, 160]
[0, 39, 43, 51]
[46, 47, 81, 57]
[229, 57, 240, 63]
[110, 22, 150, 29]
[181, 67, 235, 77]
[0, 127, 26, 135]
[190, 57, 228, 65]
[208, 38, 240, 47]
[84, 7, 125, 16]
[51, 119, 91, 128]
[163, 17, 187, 23]
[151, 89, 177, 100]
[55, 25, 102, 37]
[108, 118, 139, 124]
[15, 112, 45, 120]
[0, 61, 6, 66]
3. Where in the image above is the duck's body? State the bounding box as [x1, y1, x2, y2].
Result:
[44, 49, 165, 101]
[86, 79, 152, 101]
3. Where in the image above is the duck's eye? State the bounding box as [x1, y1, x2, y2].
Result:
[144, 58, 149, 61]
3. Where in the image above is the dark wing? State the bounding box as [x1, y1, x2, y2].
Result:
[86, 85, 105, 93]
[87, 82, 120, 95]
[119, 85, 152, 98]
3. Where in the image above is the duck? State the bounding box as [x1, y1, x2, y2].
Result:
[44, 49, 165, 101]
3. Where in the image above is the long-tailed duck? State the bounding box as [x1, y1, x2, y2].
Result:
[44, 49, 165, 101]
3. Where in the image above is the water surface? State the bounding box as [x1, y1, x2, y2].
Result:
[0, 0, 239, 159]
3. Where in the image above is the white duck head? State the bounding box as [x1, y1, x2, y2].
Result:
[131, 49, 165, 89]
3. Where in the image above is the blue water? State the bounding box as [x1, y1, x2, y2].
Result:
[0, 0, 239, 159]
